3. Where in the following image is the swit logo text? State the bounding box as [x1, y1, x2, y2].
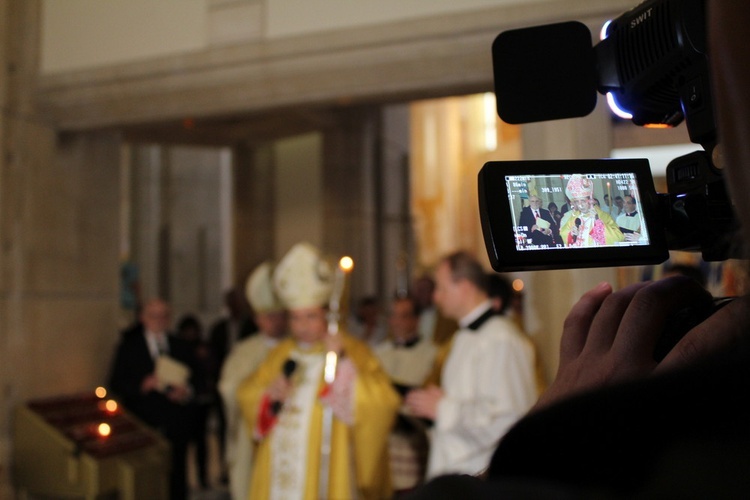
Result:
[630, 7, 654, 29]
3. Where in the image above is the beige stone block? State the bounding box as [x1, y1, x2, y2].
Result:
[23, 133, 121, 295]
[37, 0, 633, 131]
[208, 3, 264, 46]
[16, 297, 120, 400]
[209, 0, 260, 8]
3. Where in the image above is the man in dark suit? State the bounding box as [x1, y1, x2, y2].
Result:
[518, 195, 561, 247]
[208, 287, 257, 477]
[109, 298, 197, 500]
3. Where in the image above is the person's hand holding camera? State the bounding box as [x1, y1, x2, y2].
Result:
[534, 275, 750, 411]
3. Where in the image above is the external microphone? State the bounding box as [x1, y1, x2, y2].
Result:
[573, 218, 582, 243]
[493, 21, 597, 124]
[271, 359, 297, 415]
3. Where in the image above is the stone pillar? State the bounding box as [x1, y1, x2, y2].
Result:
[320, 105, 415, 313]
[274, 133, 324, 256]
[0, 3, 122, 495]
[128, 143, 232, 323]
[234, 142, 277, 286]
[380, 104, 414, 300]
[0, 127, 122, 497]
[322, 109, 375, 307]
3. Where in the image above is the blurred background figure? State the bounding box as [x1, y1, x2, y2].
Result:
[175, 314, 213, 492]
[349, 295, 388, 347]
[376, 295, 438, 393]
[611, 195, 625, 219]
[218, 262, 288, 500]
[208, 287, 258, 480]
[413, 274, 437, 344]
[548, 202, 563, 226]
[109, 298, 197, 500]
[375, 295, 437, 494]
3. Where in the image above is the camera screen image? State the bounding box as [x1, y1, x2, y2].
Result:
[479, 159, 669, 271]
[505, 172, 651, 251]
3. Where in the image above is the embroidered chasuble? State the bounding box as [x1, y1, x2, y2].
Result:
[559, 207, 624, 247]
[237, 335, 400, 500]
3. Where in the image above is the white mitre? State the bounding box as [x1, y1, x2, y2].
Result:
[273, 242, 334, 310]
[245, 261, 284, 313]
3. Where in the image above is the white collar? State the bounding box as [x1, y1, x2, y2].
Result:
[458, 300, 493, 329]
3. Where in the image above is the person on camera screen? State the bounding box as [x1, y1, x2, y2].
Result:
[559, 174, 624, 247]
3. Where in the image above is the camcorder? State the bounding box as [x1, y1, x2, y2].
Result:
[479, 0, 737, 272]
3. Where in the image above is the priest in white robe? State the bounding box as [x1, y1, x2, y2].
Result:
[218, 262, 287, 500]
[406, 251, 538, 478]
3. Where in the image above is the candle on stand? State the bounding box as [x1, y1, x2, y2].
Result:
[321, 255, 354, 500]
[327, 256, 354, 335]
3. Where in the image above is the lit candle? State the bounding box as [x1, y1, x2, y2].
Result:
[327, 256, 354, 335]
[97, 423, 111, 438]
[320, 256, 354, 498]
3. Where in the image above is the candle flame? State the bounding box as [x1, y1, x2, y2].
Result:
[324, 351, 338, 384]
[105, 400, 118, 413]
[339, 256, 354, 271]
[95, 387, 107, 398]
[98, 423, 111, 437]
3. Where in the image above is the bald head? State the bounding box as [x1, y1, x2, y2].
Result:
[140, 298, 171, 334]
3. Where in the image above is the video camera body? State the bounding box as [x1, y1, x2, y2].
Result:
[480, 0, 737, 272]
